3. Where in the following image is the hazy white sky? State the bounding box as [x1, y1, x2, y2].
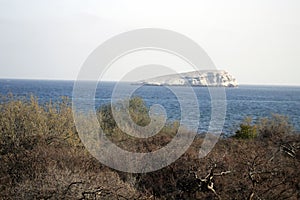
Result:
[0, 0, 299, 85]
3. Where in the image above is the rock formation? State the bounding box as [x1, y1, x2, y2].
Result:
[137, 70, 238, 87]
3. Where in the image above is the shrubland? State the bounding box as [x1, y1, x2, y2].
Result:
[0, 95, 299, 199]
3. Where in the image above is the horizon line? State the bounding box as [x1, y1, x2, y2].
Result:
[1, 77, 300, 87]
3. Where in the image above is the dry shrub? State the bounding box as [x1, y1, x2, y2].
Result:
[0, 95, 299, 199]
[258, 114, 294, 141]
[0, 95, 144, 199]
[128, 134, 300, 199]
[1, 144, 143, 199]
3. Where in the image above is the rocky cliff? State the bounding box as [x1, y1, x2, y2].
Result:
[137, 70, 238, 87]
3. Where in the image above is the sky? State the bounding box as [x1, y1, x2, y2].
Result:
[0, 0, 300, 85]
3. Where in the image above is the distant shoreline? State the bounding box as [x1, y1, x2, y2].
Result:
[1, 78, 300, 87]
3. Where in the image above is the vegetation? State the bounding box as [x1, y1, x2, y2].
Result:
[0, 95, 299, 199]
[234, 117, 258, 139]
[234, 114, 294, 140]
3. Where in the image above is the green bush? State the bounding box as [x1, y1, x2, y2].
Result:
[234, 117, 257, 139]
[97, 96, 151, 134]
[97, 96, 180, 151]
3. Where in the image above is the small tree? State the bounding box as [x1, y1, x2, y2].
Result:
[234, 117, 257, 139]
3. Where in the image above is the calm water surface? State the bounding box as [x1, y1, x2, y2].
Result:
[1, 79, 299, 135]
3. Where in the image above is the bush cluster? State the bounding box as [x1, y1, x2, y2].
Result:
[0, 95, 299, 199]
[234, 114, 294, 140]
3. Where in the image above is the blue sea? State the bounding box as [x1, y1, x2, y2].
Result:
[1, 79, 300, 135]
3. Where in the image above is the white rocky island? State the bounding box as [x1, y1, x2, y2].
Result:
[137, 70, 238, 87]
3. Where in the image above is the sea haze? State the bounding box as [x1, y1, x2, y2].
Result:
[1, 79, 300, 135]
